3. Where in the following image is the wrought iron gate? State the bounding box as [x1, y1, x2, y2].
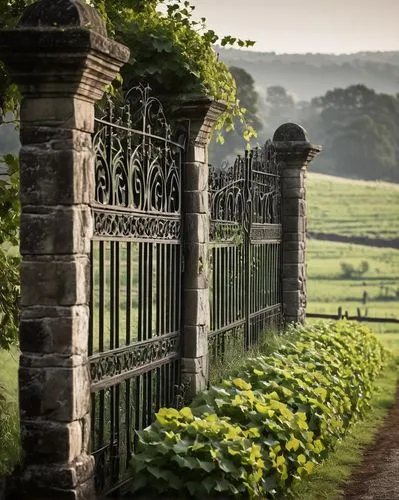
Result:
[89, 86, 185, 495]
[208, 144, 282, 365]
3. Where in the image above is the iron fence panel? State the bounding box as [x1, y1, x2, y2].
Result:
[89, 86, 185, 495]
[209, 145, 282, 369]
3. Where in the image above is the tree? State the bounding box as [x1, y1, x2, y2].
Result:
[229, 66, 262, 131]
[209, 66, 263, 167]
[296, 84, 399, 182]
[265, 86, 296, 135]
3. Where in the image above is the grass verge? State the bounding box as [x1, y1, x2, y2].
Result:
[290, 355, 399, 500]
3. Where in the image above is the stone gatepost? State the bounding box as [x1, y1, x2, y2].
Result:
[272, 123, 321, 325]
[0, 1, 129, 498]
[172, 97, 226, 396]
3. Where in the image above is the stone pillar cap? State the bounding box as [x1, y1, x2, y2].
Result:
[19, 0, 107, 37]
[273, 122, 309, 142]
[272, 122, 322, 155]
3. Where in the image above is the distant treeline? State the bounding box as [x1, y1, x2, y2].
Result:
[218, 48, 399, 101]
[209, 56, 399, 184]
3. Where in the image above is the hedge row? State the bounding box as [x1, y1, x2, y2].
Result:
[130, 321, 387, 499]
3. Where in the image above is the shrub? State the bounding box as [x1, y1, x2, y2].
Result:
[129, 321, 387, 499]
[132, 408, 264, 499]
[0, 384, 19, 476]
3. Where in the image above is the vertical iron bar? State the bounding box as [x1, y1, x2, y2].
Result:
[220, 246, 226, 328]
[138, 243, 144, 342]
[165, 245, 171, 333]
[110, 241, 115, 350]
[126, 242, 132, 345]
[89, 240, 94, 356]
[156, 243, 161, 336]
[244, 151, 252, 350]
[211, 246, 216, 331]
[148, 244, 153, 339]
[125, 379, 131, 470]
[99, 241, 105, 353]
[115, 242, 120, 348]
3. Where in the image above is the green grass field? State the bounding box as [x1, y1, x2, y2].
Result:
[307, 172, 399, 241]
[306, 239, 399, 334]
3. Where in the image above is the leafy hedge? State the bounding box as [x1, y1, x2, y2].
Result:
[130, 321, 387, 499]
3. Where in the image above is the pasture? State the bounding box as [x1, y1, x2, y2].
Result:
[306, 239, 399, 335]
[307, 172, 399, 242]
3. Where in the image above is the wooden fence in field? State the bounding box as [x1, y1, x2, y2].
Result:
[307, 306, 399, 324]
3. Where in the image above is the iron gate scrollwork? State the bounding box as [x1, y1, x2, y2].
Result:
[208, 144, 282, 367]
[89, 85, 185, 495]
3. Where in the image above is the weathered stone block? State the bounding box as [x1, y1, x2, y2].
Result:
[20, 206, 92, 255]
[20, 306, 89, 356]
[184, 213, 208, 244]
[281, 175, 304, 190]
[282, 215, 305, 233]
[13, 454, 94, 491]
[282, 198, 302, 217]
[282, 240, 305, 252]
[20, 420, 82, 465]
[283, 290, 302, 308]
[183, 243, 208, 290]
[283, 249, 304, 264]
[20, 97, 95, 132]
[183, 190, 208, 214]
[183, 288, 209, 327]
[181, 355, 208, 395]
[282, 277, 304, 291]
[9, 475, 95, 500]
[19, 363, 90, 421]
[20, 126, 91, 150]
[280, 164, 307, 177]
[183, 162, 208, 191]
[282, 232, 305, 243]
[20, 147, 94, 205]
[282, 263, 305, 279]
[182, 324, 208, 358]
[20, 256, 89, 306]
[281, 187, 306, 199]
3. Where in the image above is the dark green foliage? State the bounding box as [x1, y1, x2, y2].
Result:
[130, 321, 387, 499]
[0, 155, 20, 350]
[209, 66, 262, 166]
[309, 85, 399, 182]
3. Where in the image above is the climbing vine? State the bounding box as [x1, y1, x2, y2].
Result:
[0, 0, 256, 350]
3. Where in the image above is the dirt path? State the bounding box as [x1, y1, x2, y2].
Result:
[342, 382, 399, 500]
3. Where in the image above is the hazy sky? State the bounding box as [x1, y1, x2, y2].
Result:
[190, 0, 399, 54]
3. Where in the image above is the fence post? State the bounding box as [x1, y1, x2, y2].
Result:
[172, 97, 226, 397]
[273, 123, 321, 325]
[0, 1, 129, 498]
